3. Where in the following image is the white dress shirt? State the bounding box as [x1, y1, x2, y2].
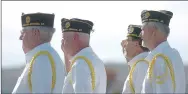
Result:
[141, 41, 186, 93]
[122, 52, 149, 93]
[62, 47, 107, 93]
[12, 43, 66, 93]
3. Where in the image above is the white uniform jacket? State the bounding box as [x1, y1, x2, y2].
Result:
[62, 47, 107, 93]
[12, 43, 66, 93]
[122, 52, 149, 93]
[141, 41, 186, 93]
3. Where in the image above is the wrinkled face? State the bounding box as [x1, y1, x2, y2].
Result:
[61, 32, 75, 56]
[121, 37, 138, 60]
[19, 28, 40, 53]
[141, 23, 153, 48]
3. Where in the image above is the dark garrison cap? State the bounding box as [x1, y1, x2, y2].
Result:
[141, 10, 173, 26]
[61, 18, 94, 34]
[21, 12, 55, 28]
[127, 24, 142, 38]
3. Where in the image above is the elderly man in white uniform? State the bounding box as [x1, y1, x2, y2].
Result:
[12, 13, 66, 93]
[61, 18, 107, 93]
[121, 25, 149, 93]
[140, 10, 186, 93]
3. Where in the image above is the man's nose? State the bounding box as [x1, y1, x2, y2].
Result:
[61, 38, 64, 43]
[19, 30, 25, 40]
[121, 40, 127, 47]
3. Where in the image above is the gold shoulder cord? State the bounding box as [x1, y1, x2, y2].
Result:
[128, 65, 131, 72]
[28, 51, 56, 93]
[128, 59, 149, 94]
[69, 56, 96, 91]
[148, 53, 176, 92]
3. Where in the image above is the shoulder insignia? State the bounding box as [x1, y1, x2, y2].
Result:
[70, 56, 96, 91]
[129, 59, 149, 93]
[28, 51, 56, 93]
[149, 53, 176, 92]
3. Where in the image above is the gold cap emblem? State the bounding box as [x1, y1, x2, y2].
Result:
[65, 22, 70, 29]
[128, 26, 134, 33]
[144, 12, 150, 19]
[26, 16, 30, 24]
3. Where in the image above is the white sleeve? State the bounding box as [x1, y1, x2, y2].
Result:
[134, 61, 149, 93]
[122, 65, 138, 93]
[12, 66, 30, 93]
[122, 61, 148, 93]
[142, 56, 173, 93]
[31, 55, 52, 93]
[71, 59, 93, 93]
[122, 77, 132, 93]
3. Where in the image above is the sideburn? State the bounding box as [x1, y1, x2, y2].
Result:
[73, 33, 80, 47]
[30, 29, 41, 48]
[130, 41, 140, 57]
[149, 28, 156, 43]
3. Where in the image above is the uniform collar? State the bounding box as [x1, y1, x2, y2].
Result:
[70, 46, 93, 62]
[150, 41, 170, 55]
[128, 52, 149, 67]
[25, 42, 51, 63]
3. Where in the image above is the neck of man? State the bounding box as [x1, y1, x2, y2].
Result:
[127, 48, 144, 62]
[65, 45, 89, 73]
[24, 41, 48, 54]
[148, 38, 167, 50]
[68, 44, 89, 60]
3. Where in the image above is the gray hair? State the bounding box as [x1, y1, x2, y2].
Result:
[22, 26, 56, 42]
[78, 32, 90, 44]
[143, 22, 170, 37]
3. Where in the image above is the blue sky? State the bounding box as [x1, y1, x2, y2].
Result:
[2, 1, 188, 67]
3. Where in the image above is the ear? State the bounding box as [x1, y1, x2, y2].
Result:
[32, 29, 40, 41]
[134, 41, 139, 47]
[34, 29, 40, 36]
[149, 26, 157, 37]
